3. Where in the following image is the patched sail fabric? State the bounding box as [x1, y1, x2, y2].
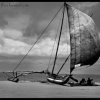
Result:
[65, 4, 100, 73]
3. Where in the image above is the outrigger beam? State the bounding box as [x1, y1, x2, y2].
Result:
[7, 71, 23, 83]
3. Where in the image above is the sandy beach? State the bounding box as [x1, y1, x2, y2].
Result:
[0, 81, 100, 98]
[0, 72, 100, 98]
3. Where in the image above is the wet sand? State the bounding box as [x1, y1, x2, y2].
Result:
[0, 81, 100, 98]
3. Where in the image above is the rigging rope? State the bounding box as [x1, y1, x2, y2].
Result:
[56, 55, 70, 76]
[12, 4, 64, 72]
[51, 5, 65, 74]
[46, 12, 62, 72]
[55, 4, 71, 76]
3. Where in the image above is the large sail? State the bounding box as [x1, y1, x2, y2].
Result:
[65, 3, 100, 73]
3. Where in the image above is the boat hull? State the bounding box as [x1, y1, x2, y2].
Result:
[47, 78, 64, 85]
[47, 77, 100, 86]
[47, 77, 70, 85]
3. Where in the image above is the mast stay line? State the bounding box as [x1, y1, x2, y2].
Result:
[51, 4, 65, 74]
[12, 4, 64, 72]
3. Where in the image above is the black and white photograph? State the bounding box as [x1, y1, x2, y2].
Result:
[0, 1, 100, 98]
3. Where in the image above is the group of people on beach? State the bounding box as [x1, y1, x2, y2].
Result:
[79, 77, 94, 86]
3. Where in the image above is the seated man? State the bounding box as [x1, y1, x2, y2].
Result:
[87, 77, 93, 86]
[79, 78, 86, 85]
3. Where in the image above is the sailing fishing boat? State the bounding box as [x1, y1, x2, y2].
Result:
[6, 2, 100, 85]
[47, 2, 100, 85]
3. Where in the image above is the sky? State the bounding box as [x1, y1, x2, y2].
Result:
[0, 2, 70, 57]
[0, 2, 99, 57]
[0, 2, 100, 74]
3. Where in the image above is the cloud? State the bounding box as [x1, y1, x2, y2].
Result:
[0, 29, 4, 45]
[29, 37, 70, 56]
[0, 28, 30, 55]
[0, 11, 69, 57]
[0, 37, 70, 57]
[4, 14, 31, 33]
[3, 28, 23, 40]
[0, 28, 70, 57]
[2, 2, 98, 57]
[0, 14, 32, 41]
[0, 38, 30, 55]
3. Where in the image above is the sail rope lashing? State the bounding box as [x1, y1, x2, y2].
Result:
[12, 4, 64, 73]
[66, 3, 81, 74]
[77, 8, 82, 69]
[71, 8, 77, 73]
[46, 11, 63, 72]
[52, 4, 65, 74]
[65, 4, 73, 74]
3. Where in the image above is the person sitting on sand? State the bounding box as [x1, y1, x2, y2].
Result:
[87, 77, 93, 86]
[79, 78, 86, 85]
